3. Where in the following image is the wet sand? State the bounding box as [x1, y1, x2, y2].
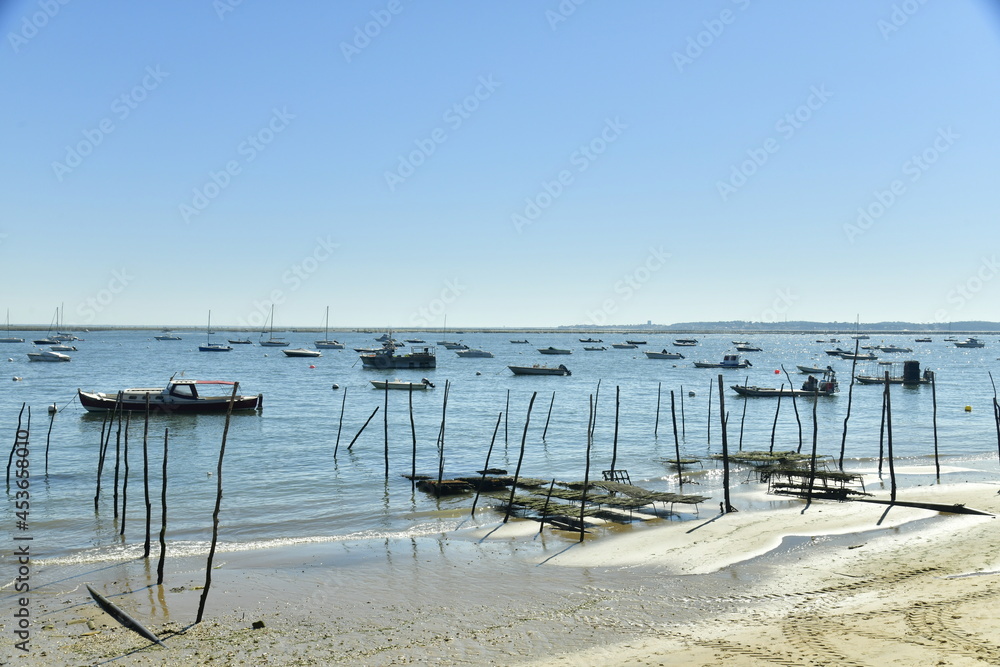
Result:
[9, 473, 1000, 666]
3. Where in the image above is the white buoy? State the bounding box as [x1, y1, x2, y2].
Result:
[331, 383, 339, 390]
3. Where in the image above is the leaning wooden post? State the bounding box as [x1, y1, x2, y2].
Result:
[670, 390, 682, 491]
[94, 408, 109, 509]
[95, 394, 121, 510]
[504, 389, 510, 445]
[738, 376, 748, 451]
[503, 391, 536, 523]
[680, 385, 686, 439]
[383, 379, 389, 478]
[143, 395, 152, 558]
[877, 387, 887, 477]
[884, 371, 897, 503]
[718, 375, 733, 513]
[436, 380, 450, 487]
[838, 339, 861, 470]
[333, 388, 347, 457]
[156, 428, 169, 586]
[706, 379, 712, 446]
[807, 382, 819, 502]
[6, 402, 26, 490]
[119, 411, 131, 536]
[931, 370, 940, 480]
[44, 406, 55, 474]
[538, 478, 556, 535]
[542, 391, 555, 440]
[990, 372, 1000, 468]
[579, 394, 594, 541]
[654, 382, 661, 438]
[610, 386, 620, 473]
[195, 383, 238, 623]
[113, 402, 123, 519]
[347, 406, 380, 451]
[769, 390, 783, 453]
[781, 365, 803, 453]
[471, 412, 503, 515]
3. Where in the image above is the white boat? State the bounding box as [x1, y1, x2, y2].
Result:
[315, 306, 345, 349]
[839, 351, 878, 360]
[878, 345, 912, 353]
[27, 349, 71, 362]
[443, 342, 469, 350]
[538, 347, 571, 355]
[673, 339, 697, 347]
[797, 364, 833, 374]
[954, 337, 985, 348]
[259, 305, 289, 346]
[199, 311, 233, 352]
[283, 348, 322, 358]
[735, 344, 762, 352]
[693, 354, 751, 369]
[456, 348, 493, 358]
[370, 378, 435, 390]
[0, 310, 24, 343]
[49, 344, 77, 352]
[644, 349, 685, 359]
[508, 364, 571, 376]
[155, 333, 182, 341]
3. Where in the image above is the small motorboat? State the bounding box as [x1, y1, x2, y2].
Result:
[370, 378, 435, 390]
[673, 339, 698, 346]
[954, 337, 985, 348]
[611, 343, 637, 349]
[644, 349, 684, 360]
[583, 346, 607, 351]
[732, 369, 839, 397]
[456, 348, 494, 358]
[508, 364, 571, 376]
[538, 347, 572, 355]
[693, 354, 751, 369]
[28, 349, 71, 362]
[283, 348, 322, 358]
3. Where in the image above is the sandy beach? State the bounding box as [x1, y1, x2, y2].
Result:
[8, 471, 1000, 666]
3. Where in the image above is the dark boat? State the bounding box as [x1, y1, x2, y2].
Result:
[78, 378, 262, 413]
[360, 342, 436, 369]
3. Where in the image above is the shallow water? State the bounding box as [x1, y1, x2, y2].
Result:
[3, 330, 999, 565]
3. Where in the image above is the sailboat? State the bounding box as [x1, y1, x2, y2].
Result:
[199, 311, 232, 351]
[315, 306, 344, 349]
[33, 307, 60, 345]
[259, 305, 290, 347]
[436, 315, 460, 347]
[0, 310, 23, 343]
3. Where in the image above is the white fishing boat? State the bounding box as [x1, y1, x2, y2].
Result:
[155, 332, 182, 341]
[877, 345, 912, 353]
[673, 339, 697, 347]
[693, 354, 751, 369]
[644, 349, 685, 359]
[27, 349, 71, 362]
[370, 378, 435, 390]
[954, 337, 985, 348]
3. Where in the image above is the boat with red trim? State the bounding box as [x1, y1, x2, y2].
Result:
[78, 377, 262, 413]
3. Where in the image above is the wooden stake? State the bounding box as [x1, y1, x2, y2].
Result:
[119, 411, 131, 536]
[542, 391, 555, 440]
[436, 380, 450, 486]
[780, 365, 803, 453]
[503, 391, 536, 523]
[931, 370, 940, 480]
[610, 386, 620, 473]
[838, 339, 861, 470]
[680, 385, 686, 439]
[156, 428, 168, 586]
[196, 383, 239, 624]
[334, 387, 347, 457]
[654, 382, 661, 438]
[539, 478, 556, 534]
[6, 402, 26, 490]
[877, 387, 887, 477]
[580, 394, 594, 541]
[706, 379, 712, 446]
[504, 389, 510, 445]
[113, 403, 122, 519]
[807, 379, 819, 502]
[94, 408, 109, 510]
[718, 375, 732, 513]
[670, 390, 682, 491]
[409, 383, 417, 489]
[738, 375, 748, 451]
[383, 378, 389, 478]
[143, 395, 152, 558]
[884, 371, 897, 502]
[769, 390, 783, 453]
[471, 412, 503, 515]
[44, 407, 55, 475]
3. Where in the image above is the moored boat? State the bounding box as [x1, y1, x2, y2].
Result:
[611, 343, 637, 349]
[954, 337, 985, 348]
[538, 346, 571, 355]
[732, 369, 839, 397]
[644, 349, 685, 359]
[370, 378, 435, 390]
[583, 346, 607, 351]
[456, 348, 494, 358]
[27, 349, 71, 362]
[693, 354, 751, 369]
[283, 348, 322, 358]
[508, 364, 571, 376]
[674, 339, 698, 346]
[360, 342, 436, 369]
[78, 378, 262, 413]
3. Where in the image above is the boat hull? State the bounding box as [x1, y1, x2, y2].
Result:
[78, 389, 261, 413]
[283, 348, 322, 357]
[731, 385, 837, 397]
[508, 365, 571, 376]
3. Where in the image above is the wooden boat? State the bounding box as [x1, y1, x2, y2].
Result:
[370, 378, 435, 390]
[538, 346, 572, 355]
[732, 369, 839, 397]
[315, 306, 345, 349]
[508, 364, 571, 376]
[644, 349, 684, 359]
[693, 354, 751, 369]
[78, 378, 262, 413]
[283, 348, 322, 358]
[360, 342, 436, 369]
[27, 349, 71, 362]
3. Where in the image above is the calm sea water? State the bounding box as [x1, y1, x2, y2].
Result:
[4, 330, 1000, 565]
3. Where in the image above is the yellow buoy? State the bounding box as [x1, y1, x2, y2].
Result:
[965, 405, 972, 412]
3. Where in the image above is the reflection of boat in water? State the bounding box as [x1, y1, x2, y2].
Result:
[694, 354, 751, 369]
[370, 378, 435, 390]
[732, 369, 839, 397]
[78, 378, 262, 413]
[508, 364, 571, 376]
[644, 349, 684, 359]
[360, 342, 436, 369]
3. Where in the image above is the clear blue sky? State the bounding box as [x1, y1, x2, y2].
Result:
[3, 0, 999, 329]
